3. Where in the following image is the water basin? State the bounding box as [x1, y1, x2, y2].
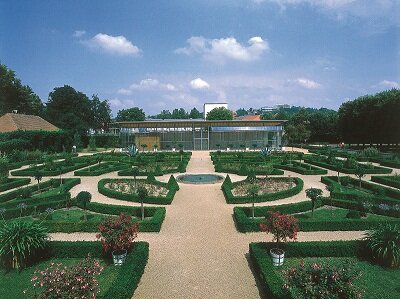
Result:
[176, 174, 224, 184]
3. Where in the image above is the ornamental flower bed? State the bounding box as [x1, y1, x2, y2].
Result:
[232, 178, 294, 197]
[105, 180, 168, 197]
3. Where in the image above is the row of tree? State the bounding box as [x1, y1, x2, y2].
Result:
[148, 107, 203, 119]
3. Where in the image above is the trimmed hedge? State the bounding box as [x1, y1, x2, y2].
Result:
[234, 197, 400, 232]
[371, 175, 400, 189]
[98, 177, 178, 205]
[249, 241, 363, 299]
[223, 177, 304, 204]
[41, 202, 166, 233]
[275, 161, 328, 175]
[47, 241, 149, 299]
[322, 175, 400, 204]
[74, 162, 130, 176]
[0, 177, 31, 192]
[234, 200, 324, 232]
[304, 158, 392, 174]
[11, 159, 97, 177]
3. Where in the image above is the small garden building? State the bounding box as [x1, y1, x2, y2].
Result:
[0, 113, 59, 133]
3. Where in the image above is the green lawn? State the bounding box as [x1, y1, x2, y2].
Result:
[24, 208, 149, 223]
[0, 258, 119, 299]
[294, 207, 391, 221]
[279, 257, 400, 299]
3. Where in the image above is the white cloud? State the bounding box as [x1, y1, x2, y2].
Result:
[175, 36, 269, 63]
[85, 33, 141, 56]
[294, 78, 322, 89]
[377, 80, 399, 89]
[253, 1, 399, 32]
[190, 78, 210, 89]
[73, 30, 86, 38]
[117, 78, 177, 95]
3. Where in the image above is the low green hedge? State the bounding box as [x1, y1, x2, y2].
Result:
[234, 200, 323, 232]
[223, 177, 304, 204]
[47, 241, 149, 299]
[0, 178, 80, 212]
[234, 198, 400, 232]
[249, 241, 363, 299]
[42, 202, 166, 233]
[304, 158, 392, 174]
[322, 175, 400, 204]
[275, 161, 327, 175]
[371, 175, 400, 189]
[0, 177, 31, 192]
[369, 158, 400, 169]
[11, 160, 96, 177]
[74, 162, 130, 176]
[98, 177, 177, 205]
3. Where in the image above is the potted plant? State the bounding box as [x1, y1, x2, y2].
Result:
[259, 211, 299, 266]
[96, 213, 139, 266]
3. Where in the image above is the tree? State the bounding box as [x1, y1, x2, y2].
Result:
[246, 184, 260, 220]
[206, 107, 233, 120]
[141, 144, 147, 152]
[189, 107, 202, 119]
[171, 108, 188, 119]
[0, 158, 9, 184]
[76, 191, 92, 221]
[236, 108, 248, 117]
[137, 186, 148, 220]
[305, 188, 323, 217]
[355, 166, 366, 188]
[89, 95, 112, 132]
[338, 89, 400, 144]
[33, 170, 43, 192]
[131, 166, 139, 187]
[0, 64, 44, 116]
[46, 85, 92, 135]
[115, 107, 145, 122]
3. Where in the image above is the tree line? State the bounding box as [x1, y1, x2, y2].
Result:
[1, 63, 398, 144]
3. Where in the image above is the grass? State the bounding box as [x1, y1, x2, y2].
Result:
[0, 258, 119, 299]
[279, 257, 400, 299]
[24, 208, 151, 223]
[294, 207, 392, 221]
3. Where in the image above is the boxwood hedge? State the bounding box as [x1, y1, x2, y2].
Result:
[249, 241, 363, 299]
[223, 177, 303, 204]
[0, 177, 31, 192]
[371, 175, 400, 189]
[274, 161, 327, 175]
[47, 241, 149, 299]
[98, 176, 179, 205]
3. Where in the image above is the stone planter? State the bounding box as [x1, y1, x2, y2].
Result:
[112, 249, 127, 266]
[270, 248, 285, 266]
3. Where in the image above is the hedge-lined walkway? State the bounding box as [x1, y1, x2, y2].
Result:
[50, 151, 365, 299]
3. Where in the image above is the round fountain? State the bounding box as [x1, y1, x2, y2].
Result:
[176, 174, 224, 184]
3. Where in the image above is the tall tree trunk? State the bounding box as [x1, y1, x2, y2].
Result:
[141, 200, 144, 220]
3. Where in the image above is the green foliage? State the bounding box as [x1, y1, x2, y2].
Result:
[206, 107, 233, 120]
[338, 89, 400, 144]
[223, 177, 304, 204]
[46, 85, 92, 135]
[364, 224, 400, 268]
[0, 63, 44, 116]
[346, 210, 361, 219]
[0, 130, 72, 153]
[0, 222, 49, 269]
[115, 107, 145, 121]
[76, 191, 91, 208]
[0, 158, 9, 183]
[88, 136, 97, 150]
[283, 259, 363, 299]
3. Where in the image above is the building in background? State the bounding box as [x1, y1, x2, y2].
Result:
[0, 112, 59, 133]
[116, 119, 285, 151]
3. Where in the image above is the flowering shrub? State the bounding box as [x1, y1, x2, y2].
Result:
[97, 213, 139, 253]
[259, 211, 299, 248]
[28, 255, 103, 298]
[283, 259, 363, 299]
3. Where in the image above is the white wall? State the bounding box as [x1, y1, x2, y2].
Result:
[203, 103, 228, 119]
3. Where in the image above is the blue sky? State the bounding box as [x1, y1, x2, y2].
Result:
[1, 0, 399, 116]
